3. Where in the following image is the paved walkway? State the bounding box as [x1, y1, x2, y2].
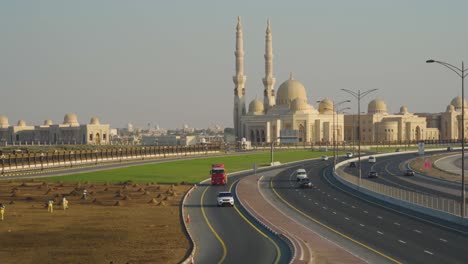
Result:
[236, 173, 366, 264]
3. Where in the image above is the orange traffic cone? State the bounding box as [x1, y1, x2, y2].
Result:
[186, 214, 191, 224]
[190, 257, 194, 264]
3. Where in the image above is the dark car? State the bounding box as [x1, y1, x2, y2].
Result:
[299, 178, 312, 188]
[405, 169, 415, 176]
[395, 148, 401, 152]
[447, 147, 453, 151]
[368, 170, 378, 178]
[349, 161, 357, 168]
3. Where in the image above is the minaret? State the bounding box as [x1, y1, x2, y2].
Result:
[263, 18, 276, 111]
[233, 16, 247, 140]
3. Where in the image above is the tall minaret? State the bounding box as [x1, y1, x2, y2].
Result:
[233, 16, 247, 140]
[262, 18, 276, 111]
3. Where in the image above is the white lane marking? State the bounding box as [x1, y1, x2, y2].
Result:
[414, 229, 422, 234]
[322, 207, 327, 210]
[360, 224, 365, 227]
[345, 217, 350, 220]
[327, 194, 331, 197]
[439, 238, 447, 243]
[398, 240, 406, 244]
[334, 198, 337, 200]
[377, 231, 384, 235]
[314, 202, 319, 205]
[332, 211, 337, 214]
[377, 216, 383, 219]
[308, 198, 312, 201]
[363, 210, 368, 214]
[424, 250, 434, 255]
[351, 206, 356, 209]
[342, 202, 346, 205]
[394, 222, 400, 226]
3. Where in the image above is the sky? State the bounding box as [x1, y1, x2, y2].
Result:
[1, 1, 467, 129]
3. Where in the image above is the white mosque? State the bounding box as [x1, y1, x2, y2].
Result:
[232, 17, 466, 145]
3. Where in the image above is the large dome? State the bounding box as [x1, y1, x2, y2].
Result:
[63, 113, 79, 126]
[248, 99, 264, 114]
[399, 106, 408, 114]
[368, 99, 387, 114]
[90, 117, 100, 125]
[450, 96, 468, 111]
[0, 115, 9, 128]
[43, 119, 53, 126]
[276, 75, 308, 106]
[318, 98, 334, 114]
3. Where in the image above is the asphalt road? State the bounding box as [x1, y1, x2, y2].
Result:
[185, 171, 292, 264]
[273, 160, 468, 264]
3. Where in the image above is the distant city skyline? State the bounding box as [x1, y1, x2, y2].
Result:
[1, 1, 467, 128]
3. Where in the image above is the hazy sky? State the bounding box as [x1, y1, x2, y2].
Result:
[1, 1, 467, 129]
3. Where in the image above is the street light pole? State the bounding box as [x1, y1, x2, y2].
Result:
[342, 88, 378, 186]
[335, 106, 350, 170]
[427, 59, 468, 217]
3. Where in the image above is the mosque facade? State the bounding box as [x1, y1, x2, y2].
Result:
[233, 17, 344, 145]
[0, 113, 110, 146]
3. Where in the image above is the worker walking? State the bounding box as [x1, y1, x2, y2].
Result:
[82, 189, 87, 200]
[47, 199, 54, 213]
[0, 203, 5, 221]
[62, 197, 69, 210]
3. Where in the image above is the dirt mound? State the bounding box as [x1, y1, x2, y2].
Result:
[156, 194, 162, 198]
[26, 197, 34, 201]
[158, 201, 167, 206]
[92, 198, 98, 203]
[143, 191, 151, 196]
[45, 188, 52, 194]
[148, 198, 158, 204]
[11, 192, 19, 197]
[133, 184, 139, 188]
[122, 195, 131, 201]
[69, 190, 80, 196]
[114, 201, 122, 206]
[89, 184, 94, 188]
[137, 188, 145, 192]
[9, 200, 15, 204]
[103, 188, 109, 191]
[115, 192, 123, 198]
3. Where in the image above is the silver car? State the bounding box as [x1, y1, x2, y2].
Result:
[217, 192, 234, 207]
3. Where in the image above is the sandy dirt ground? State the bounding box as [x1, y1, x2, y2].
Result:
[0, 180, 191, 264]
[410, 153, 461, 182]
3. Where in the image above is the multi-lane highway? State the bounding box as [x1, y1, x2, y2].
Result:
[185, 171, 292, 264]
[272, 158, 468, 264]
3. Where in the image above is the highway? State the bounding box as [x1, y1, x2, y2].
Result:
[185, 171, 292, 264]
[272, 159, 468, 264]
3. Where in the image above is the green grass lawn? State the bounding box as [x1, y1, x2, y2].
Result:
[36, 150, 330, 184]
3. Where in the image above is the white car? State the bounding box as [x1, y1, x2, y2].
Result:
[217, 192, 234, 207]
[368, 156, 376, 163]
[346, 152, 353, 158]
[321, 155, 329, 161]
[296, 169, 308, 181]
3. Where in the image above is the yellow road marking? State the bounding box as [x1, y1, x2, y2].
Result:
[230, 181, 282, 264]
[200, 185, 227, 264]
[270, 178, 402, 264]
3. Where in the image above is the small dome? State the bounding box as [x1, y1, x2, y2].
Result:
[276, 74, 308, 106]
[17, 120, 26, 127]
[248, 99, 264, 114]
[447, 104, 455, 112]
[0, 115, 9, 128]
[368, 98, 387, 114]
[291, 98, 308, 112]
[319, 98, 334, 114]
[90, 117, 100, 125]
[63, 113, 79, 126]
[399, 106, 408, 114]
[450, 96, 468, 111]
[43, 119, 53, 126]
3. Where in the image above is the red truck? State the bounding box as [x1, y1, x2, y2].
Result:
[211, 164, 227, 185]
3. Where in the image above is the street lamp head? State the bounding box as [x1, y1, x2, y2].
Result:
[426, 59, 435, 63]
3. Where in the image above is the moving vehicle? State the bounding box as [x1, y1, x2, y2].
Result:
[217, 192, 234, 206]
[296, 169, 308, 181]
[368, 156, 376, 163]
[349, 161, 357, 168]
[321, 155, 329, 161]
[346, 152, 353, 158]
[299, 178, 312, 188]
[405, 169, 415, 176]
[368, 170, 378, 178]
[211, 164, 227, 185]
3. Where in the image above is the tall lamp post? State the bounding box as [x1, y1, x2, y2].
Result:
[335, 106, 351, 170]
[40, 152, 44, 171]
[427, 59, 468, 218]
[1, 154, 5, 175]
[341, 88, 378, 186]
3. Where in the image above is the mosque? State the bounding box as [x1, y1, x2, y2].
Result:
[233, 17, 344, 145]
[0, 113, 110, 146]
[232, 17, 465, 145]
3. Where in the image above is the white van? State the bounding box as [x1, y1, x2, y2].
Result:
[368, 156, 376, 163]
[296, 169, 308, 181]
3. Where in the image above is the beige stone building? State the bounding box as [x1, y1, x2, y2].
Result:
[233, 18, 344, 145]
[0, 113, 110, 146]
[343, 99, 439, 145]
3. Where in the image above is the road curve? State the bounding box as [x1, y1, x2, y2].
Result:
[273, 160, 468, 264]
[184, 171, 291, 264]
